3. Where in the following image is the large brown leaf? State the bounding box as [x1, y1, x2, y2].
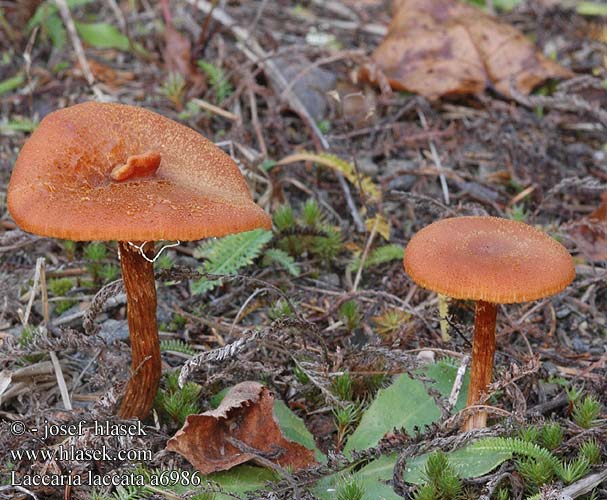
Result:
[361, 0, 572, 99]
[166, 382, 316, 474]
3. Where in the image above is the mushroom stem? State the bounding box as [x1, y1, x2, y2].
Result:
[464, 300, 497, 431]
[117, 241, 161, 420]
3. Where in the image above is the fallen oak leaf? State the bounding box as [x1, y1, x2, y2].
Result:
[361, 0, 572, 99]
[166, 381, 316, 474]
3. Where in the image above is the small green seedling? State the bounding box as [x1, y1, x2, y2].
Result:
[573, 395, 602, 429]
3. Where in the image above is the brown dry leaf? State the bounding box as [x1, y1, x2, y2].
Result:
[163, 26, 195, 78]
[79, 60, 135, 88]
[361, 0, 572, 99]
[166, 382, 316, 474]
[567, 192, 607, 261]
[163, 26, 206, 94]
[1, 0, 43, 39]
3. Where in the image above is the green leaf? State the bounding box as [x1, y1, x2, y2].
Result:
[343, 374, 441, 456]
[28, 0, 92, 31]
[0, 118, 38, 133]
[315, 366, 543, 500]
[262, 248, 301, 276]
[422, 358, 470, 412]
[274, 400, 325, 463]
[493, 0, 523, 10]
[577, 2, 607, 16]
[191, 229, 273, 294]
[0, 73, 24, 96]
[314, 454, 399, 500]
[44, 13, 67, 49]
[314, 441, 512, 500]
[403, 442, 512, 484]
[75, 22, 130, 50]
[207, 465, 276, 499]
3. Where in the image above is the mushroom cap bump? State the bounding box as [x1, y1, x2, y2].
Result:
[8, 102, 271, 242]
[403, 216, 575, 304]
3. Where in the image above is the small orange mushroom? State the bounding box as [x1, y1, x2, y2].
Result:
[8, 102, 271, 420]
[403, 216, 575, 430]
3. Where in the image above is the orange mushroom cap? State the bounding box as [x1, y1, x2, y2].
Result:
[403, 216, 575, 304]
[8, 102, 271, 241]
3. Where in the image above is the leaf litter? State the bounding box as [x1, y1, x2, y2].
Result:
[166, 381, 317, 474]
[361, 0, 573, 99]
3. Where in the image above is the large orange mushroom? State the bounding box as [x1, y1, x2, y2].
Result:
[8, 102, 271, 420]
[403, 216, 575, 430]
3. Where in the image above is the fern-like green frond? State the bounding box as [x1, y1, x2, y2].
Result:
[470, 437, 559, 470]
[348, 244, 404, 272]
[160, 339, 196, 356]
[197, 60, 233, 104]
[191, 229, 273, 295]
[111, 485, 147, 500]
[262, 248, 301, 276]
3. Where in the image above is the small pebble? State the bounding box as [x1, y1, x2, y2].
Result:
[356, 156, 379, 177]
[571, 337, 589, 353]
[316, 273, 340, 288]
[416, 350, 435, 364]
[99, 319, 130, 344]
[387, 175, 417, 191]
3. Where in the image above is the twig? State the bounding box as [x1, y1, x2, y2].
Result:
[510, 79, 607, 128]
[310, 0, 359, 21]
[194, 0, 218, 57]
[49, 351, 72, 411]
[186, 0, 329, 149]
[280, 49, 365, 99]
[0, 230, 38, 252]
[106, 0, 126, 31]
[229, 287, 266, 335]
[82, 279, 125, 335]
[247, 85, 268, 157]
[226, 436, 301, 500]
[191, 97, 240, 121]
[20, 257, 43, 327]
[477, 465, 514, 500]
[448, 355, 470, 409]
[336, 172, 366, 233]
[70, 349, 102, 397]
[0, 485, 39, 499]
[22, 25, 38, 114]
[561, 468, 607, 498]
[54, 0, 105, 100]
[178, 317, 314, 387]
[39, 259, 73, 411]
[418, 109, 450, 205]
[352, 215, 379, 291]
[245, 0, 268, 41]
